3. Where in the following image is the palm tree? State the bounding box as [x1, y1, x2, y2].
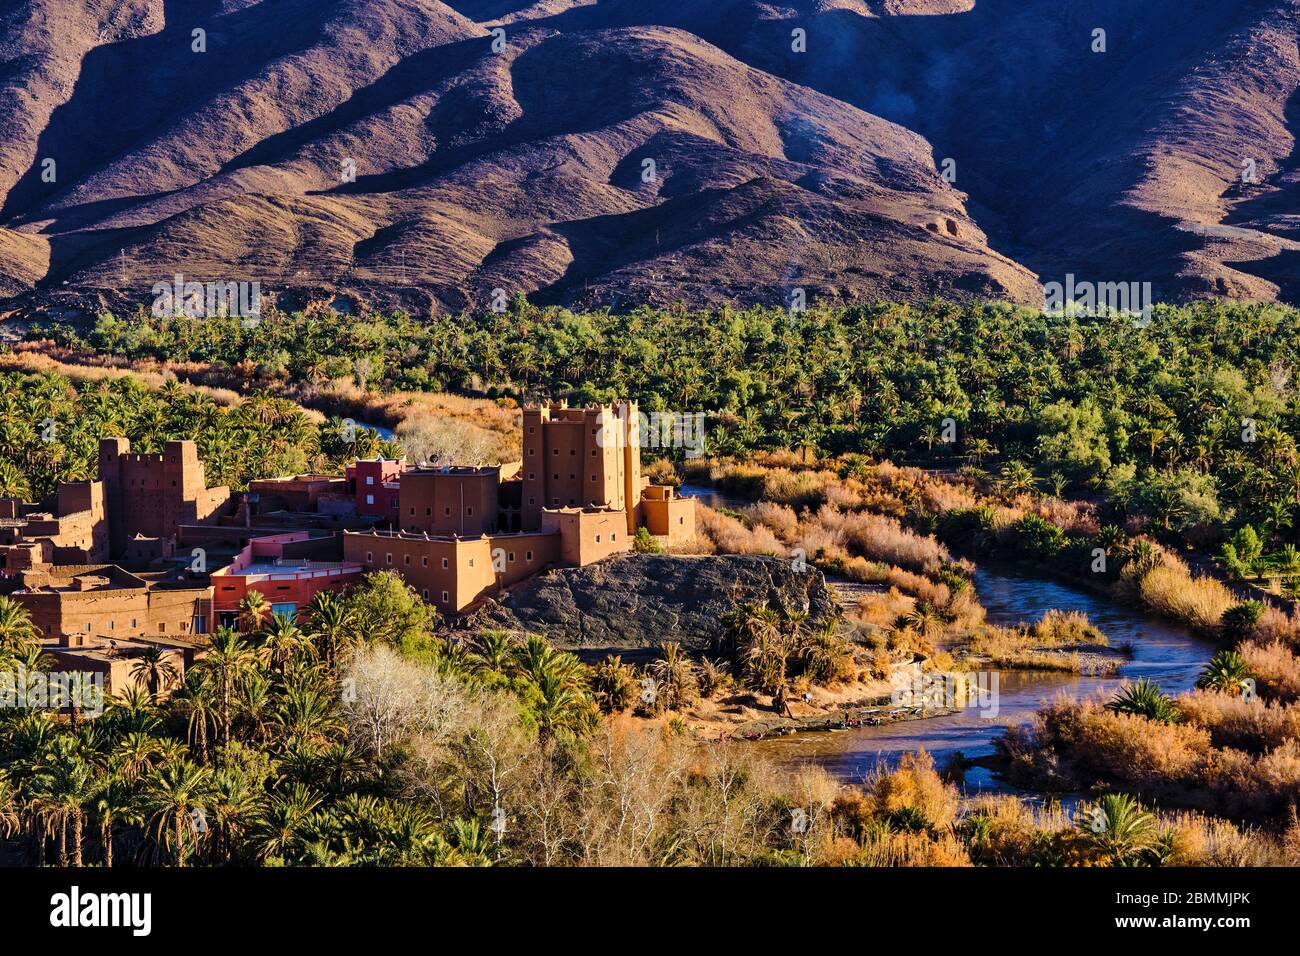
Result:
[191, 627, 254, 749]
[0, 597, 38, 651]
[130, 647, 179, 701]
[649, 642, 698, 712]
[1196, 651, 1254, 695]
[1076, 793, 1159, 864]
[1106, 679, 1182, 723]
[250, 784, 322, 863]
[238, 591, 271, 634]
[140, 759, 212, 865]
[303, 591, 355, 669]
[472, 630, 514, 673]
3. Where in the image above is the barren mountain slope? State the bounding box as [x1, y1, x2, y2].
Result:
[1, 0, 1298, 314]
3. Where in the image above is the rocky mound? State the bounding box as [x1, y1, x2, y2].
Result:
[464, 553, 839, 652]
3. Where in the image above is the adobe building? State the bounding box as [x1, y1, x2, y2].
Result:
[343, 401, 695, 615]
[96, 437, 231, 558]
[47, 635, 192, 701]
[10, 564, 212, 643]
[0, 482, 109, 574]
[210, 531, 363, 627]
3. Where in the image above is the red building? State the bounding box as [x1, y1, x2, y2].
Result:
[346, 458, 405, 520]
[210, 532, 363, 627]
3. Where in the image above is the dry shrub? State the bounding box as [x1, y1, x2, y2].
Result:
[1032, 610, 1107, 646]
[1162, 812, 1283, 866]
[695, 506, 784, 555]
[1249, 606, 1300, 648]
[746, 501, 800, 540]
[1240, 640, 1300, 702]
[1138, 562, 1234, 632]
[857, 829, 972, 867]
[815, 507, 951, 575]
[760, 468, 836, 510]
[1037, 697, 1212, 789]
[1178, 689, 1300, 752]
[860, 751, 960, 831]
[969, 626, 1092, 672]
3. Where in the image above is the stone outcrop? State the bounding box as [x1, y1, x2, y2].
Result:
[463, 554, 838, 652]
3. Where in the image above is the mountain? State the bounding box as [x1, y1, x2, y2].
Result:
[1, 0, 1298, 316]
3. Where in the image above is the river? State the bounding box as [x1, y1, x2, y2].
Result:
[747, 566, 1217, 792]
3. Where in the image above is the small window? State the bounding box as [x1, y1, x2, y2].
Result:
[442, 558, 449, 569]
[422, 557, 428, 567]
[526, 550, 534, 561]
[528, 473, 535, 480]
[552, 449, 559, 456]
[131, 618, 137, 628]
[528, 448, 535, 456]
[366, 494, 375, 505]
[441, 591, 449, 603]
[466, 507, 473, 516]
[159, 623, 166, 633]
[366, 552, 373, 563]
[591, 450, 597, 457]
[422, 589, 429, 600]
[570, 449, 577, 456]
[468, 558, 475, 568]
[426, 507, 432, 516]
[445, 507, 451, 516]
[366, 476, 374, 486]
[611, 533, 617, 542]
[508, 551, 515, 562]
[595, 534, 601, 543]
[391, 499, 399, 509]
[404, 555, 411, 566]
[385, 553, 393, 565]
[569, 474, 576, 480]
[410, 507, 416, 516]
[528, 427, 535, 434]
[528, 497, 535, 505]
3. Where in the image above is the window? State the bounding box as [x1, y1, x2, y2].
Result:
[422, 557, 428, 567]
[385, 553, 393, 565]
[553, 449, 559, 456]
[404, 555, 411, 566]
[84, 623, 91, 632]
[611, 533, 617, 542]
[445, 507, 451, 516]
[680, 516, 685, 524]
[529, 448, 535, 456]
[391, 499, 398, 510]
[107, 620, 114, 630]
[366, 476, 374, 486]
[159, 623, 166, 633]
[591, 474, 597, 482]
[422, 589, 429, 599]
[468, 558, 475, 568]
[528, 427, 535, 434]
[466, 507, 473, 516]
[131, 618, 137, 628]
[595, 534, 601, 543]
[426, 507, 432, 516]
[591, 450, 597, 457]
[526, 550, 533, 561]
[194, 616, 205, 634]
[442, 558, 449, 569]
[528, 473, 535, 480]
[366, 552, 373, 562]
[569, 474, 575, 480]
[366, 494, 375, 505]
[570, 449, 576, 456]
[441, 590, 449, 603]
[410, 507, 416, 515]
[528, 497, 535, 505]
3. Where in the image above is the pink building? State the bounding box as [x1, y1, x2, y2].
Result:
[210, 532, 363, 627]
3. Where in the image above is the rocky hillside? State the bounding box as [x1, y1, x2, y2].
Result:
[465, 554, 839, 653]
[3, 0, 1300, 313]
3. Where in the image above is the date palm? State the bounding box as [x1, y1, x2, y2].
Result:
[140, 759, 212, 865]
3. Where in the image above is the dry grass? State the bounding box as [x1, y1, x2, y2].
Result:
[1137, 559, 1235, 632]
